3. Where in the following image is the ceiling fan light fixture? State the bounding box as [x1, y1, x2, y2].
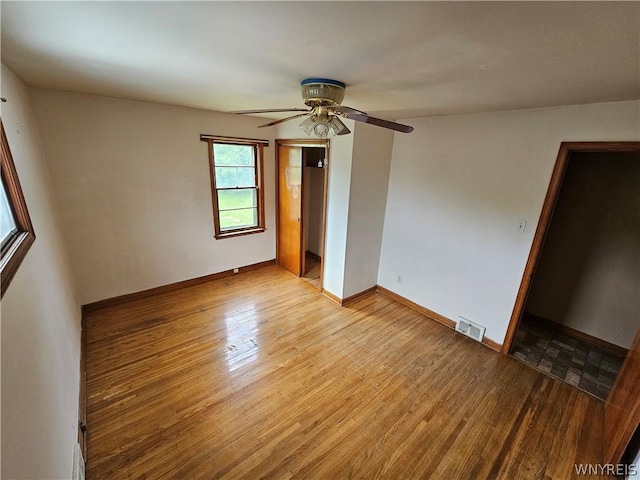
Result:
[313, 123, 329, 137]
[299, 113, 331, 137]
[328, 116, 350, 136]
[313, 115, 330, 137]
[298, 116, 316, 136]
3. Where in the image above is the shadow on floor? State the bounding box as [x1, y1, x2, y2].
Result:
[302, 252, 321, 288]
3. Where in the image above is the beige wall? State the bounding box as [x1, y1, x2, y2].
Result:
[378, 100, 640, 344]
[30, 89, 277, 304]
[526, 152, 639, 349]
[1, 66, 82, 479]
[306, 166, 324, 256]
[304, 165, 311, 256]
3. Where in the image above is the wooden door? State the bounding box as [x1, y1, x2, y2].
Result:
[604, 328, 640, 464]
[277, 145, 303, 276]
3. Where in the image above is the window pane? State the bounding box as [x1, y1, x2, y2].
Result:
[217, 189, 257, 211]
[207, 138, 264, 237]
[220, 208, 258, 230]
[0, 182, 17, 247]
[218, 188, 258, 230]
[215, 166, 256, 188]
[213, 143, 254, 166]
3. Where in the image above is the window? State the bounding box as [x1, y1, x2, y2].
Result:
[1, 120, 35, 298]
[202, 135, 267, 239]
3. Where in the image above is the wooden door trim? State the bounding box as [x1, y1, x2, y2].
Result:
[275, 139, 329, 287]
[276, 139, 327, 147]
[605, 329, 640, 464]
[502, 141, 640, 354]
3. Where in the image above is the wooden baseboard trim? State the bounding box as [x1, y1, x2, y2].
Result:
[82, 259, 276, 313]
[322, 288, 342, 305]
[481, 336, 502, 353]
[321, 286, 378, 307]
[376, 285, 456, 328]
[305, 250, 322, 262]
[342, 286, 378, 306]
[524, 311, 629, 357]
[376, 285, 502, 352]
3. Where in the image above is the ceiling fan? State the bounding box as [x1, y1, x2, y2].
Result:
[231, 78, 414, 137]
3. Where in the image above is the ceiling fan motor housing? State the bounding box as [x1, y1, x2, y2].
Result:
[301, 78, 345, 107]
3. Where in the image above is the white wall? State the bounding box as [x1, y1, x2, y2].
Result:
[1, 66, 82, 479]
[30, 89, 277, 304]
[305, 166, 324, 256]
[379, 100, 640, 344]
[343, 123, 393, 298]
[526, 153, 639, 349]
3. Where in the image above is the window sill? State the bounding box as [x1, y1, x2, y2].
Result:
[214, 227, 266, 240]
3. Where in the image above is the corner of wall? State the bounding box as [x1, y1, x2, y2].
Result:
[1, 63, 82, 480]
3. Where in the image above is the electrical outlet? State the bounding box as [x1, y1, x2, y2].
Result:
[233, 268, 239, 274]
[516, 219, 527, 233]
[396, 275, 403, 284]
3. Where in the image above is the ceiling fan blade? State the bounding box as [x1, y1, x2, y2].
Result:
[343, 113, 414, 133]
[330, 105, 368, 115]
[258, 112, 310, 128]
[231, 108, 310, 114]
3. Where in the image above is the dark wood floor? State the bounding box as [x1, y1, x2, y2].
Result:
[85, 265, 609, 479]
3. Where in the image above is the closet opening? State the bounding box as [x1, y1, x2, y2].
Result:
[275, 139, 328, 290]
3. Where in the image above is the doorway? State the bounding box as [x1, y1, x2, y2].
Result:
[275, 139, 328, 290]
[302, 147, 326, 287]
[502, 141, 640, 466]
[503, 142, 640, 351]
[511, 150, 638, 398]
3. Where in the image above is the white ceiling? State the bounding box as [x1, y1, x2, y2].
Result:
[1, 1, 638, 120]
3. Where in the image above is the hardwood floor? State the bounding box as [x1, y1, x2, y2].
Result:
[85, 265, 609, 479]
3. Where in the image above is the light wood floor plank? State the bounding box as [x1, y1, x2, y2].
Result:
[85, 265, 609, 479]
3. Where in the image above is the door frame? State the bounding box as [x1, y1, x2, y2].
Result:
[605, 329, 640, 464]
[501, 141, 640, 354]
[275, 138, 330, 289]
